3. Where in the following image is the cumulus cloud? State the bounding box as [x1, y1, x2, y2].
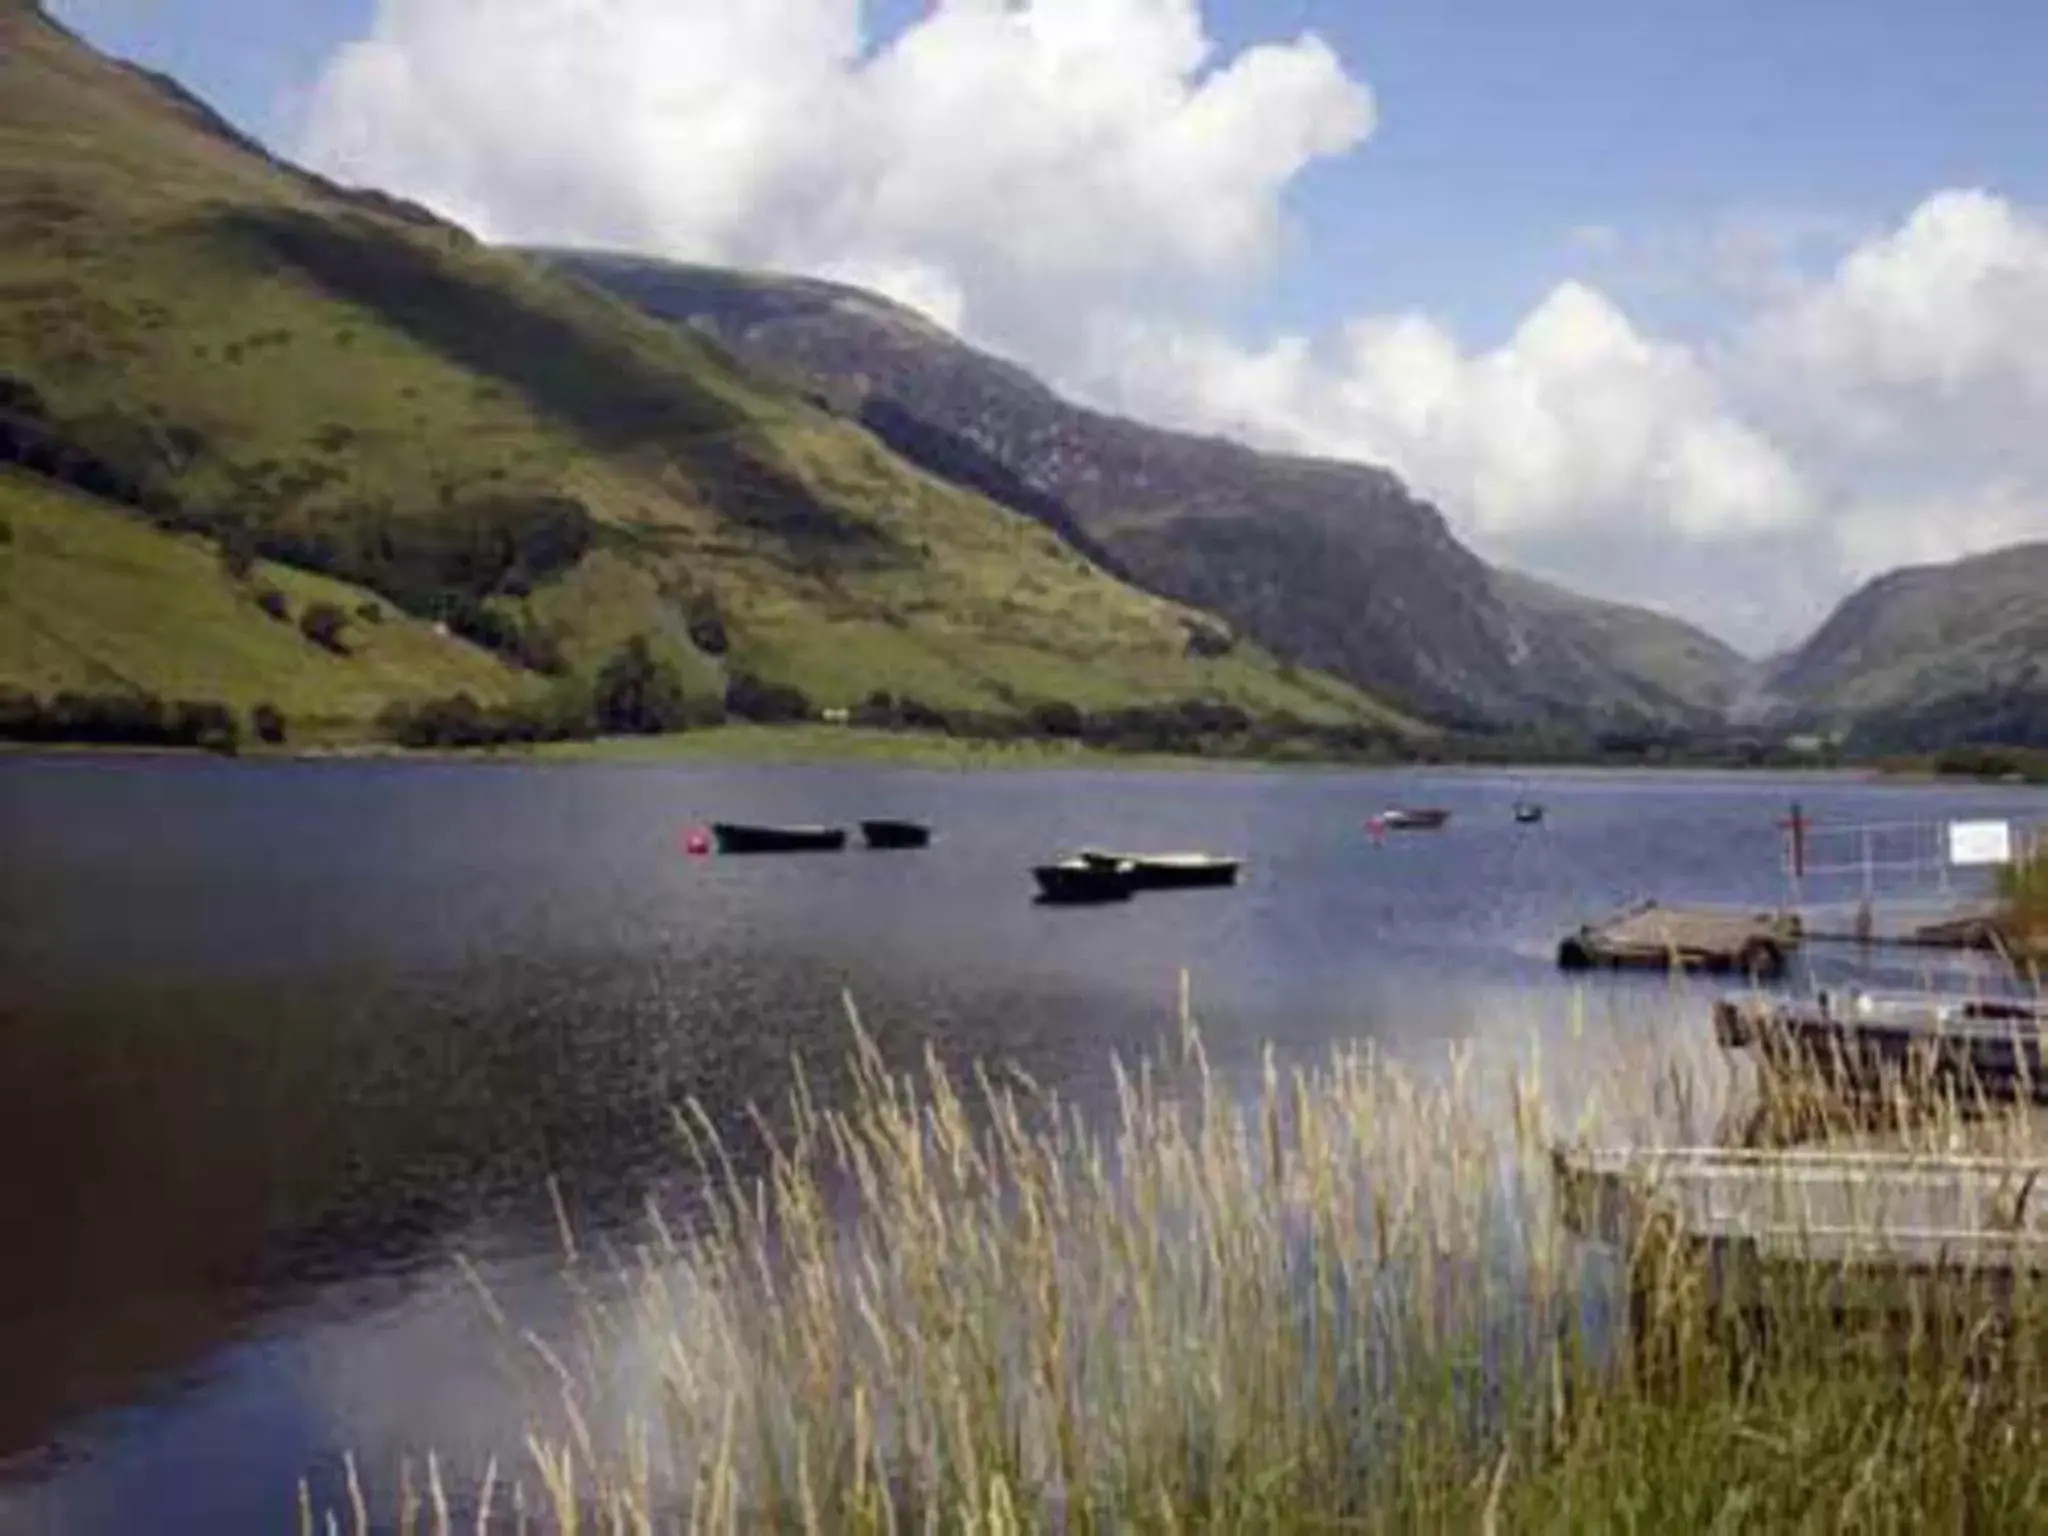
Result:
[303, 0, 1371, 346]
[301, 5, 2048, 652]
[1093, 191, 2048, 649]
[1097, 281, 1811, 543]
[1752, 192, 2048, 411]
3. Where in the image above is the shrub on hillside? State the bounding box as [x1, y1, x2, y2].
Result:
[594, 636, 707, 735]
[218, 527, 259, 582]
[0, 690, 240, 753]
[299, 602, 349, 654]
[0, 686, 43, 736]
[251, 703, 287, 745]
[446, 599, 567, 676]
[851, 692, 961, 733]
[724, 672, 812, 725]
[1025, 701, 1085, 740]
[686, 593, 730, 656]
[1933, 744, 2048, 783]
[377, 688, 599, 750]
[169, 700, 239, 754]
[256, 587, 290, 622]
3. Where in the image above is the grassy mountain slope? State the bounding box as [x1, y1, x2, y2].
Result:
[1490, 571, 1756, 724]
[0, 468, 538, 732]
[543, 253, 1753, 732]
[0, 5, 1403, 735]
[1765, 543, 2048, 747]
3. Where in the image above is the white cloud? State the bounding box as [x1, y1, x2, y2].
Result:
[1094, 192, 2048, 650]
[302, 7, 2048, 653]
[303, 0, 1371, 342]
[1092, 281, 1816, 614]
[1830, 480, 2045, 584]
[1753, 191, 2048, 407]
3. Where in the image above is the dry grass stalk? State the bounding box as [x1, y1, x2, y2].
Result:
[317, 981, 2048, 1531]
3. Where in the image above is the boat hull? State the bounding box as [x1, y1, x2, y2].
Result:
[1378, 809, 1451, 831]
[860, 820, 932, 851]
[1034, 862, 1136, 905]
[1079, 851, 1240, 890]
[712, 823, 848, 856]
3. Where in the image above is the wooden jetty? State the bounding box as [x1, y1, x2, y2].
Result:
[1716, 993, 2048, 1105]
[1796, 902, 2014, 952]
[1554, 1143, 2048, 1278]
[1554, 1141, 2048, 1385]
[1557, 901, 1800, 979]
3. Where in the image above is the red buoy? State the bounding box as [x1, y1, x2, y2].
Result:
[683, 827, 713, 858]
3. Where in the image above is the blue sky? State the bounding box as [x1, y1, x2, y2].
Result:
[55, 0, 2047, 345]
[47, 0, 2048, 644]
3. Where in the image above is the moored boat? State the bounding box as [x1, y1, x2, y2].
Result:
[1078, 850, 1240, 890]
[860, 819, 932, 851]
[1514, 801, 1545, 825]
[712, 823, 848, 855]
[1034, 858, 1137, 905]
[1376, 808, 1451, 832]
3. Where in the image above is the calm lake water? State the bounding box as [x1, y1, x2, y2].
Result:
[0, 755, 2039, 1531]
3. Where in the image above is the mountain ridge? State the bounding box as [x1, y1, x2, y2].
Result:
[540, 250, 1757, 731]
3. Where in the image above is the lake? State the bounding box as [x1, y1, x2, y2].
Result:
[0, 755, 2038, 1531]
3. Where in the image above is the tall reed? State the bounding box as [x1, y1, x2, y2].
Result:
[320, 986, 2048, 1532]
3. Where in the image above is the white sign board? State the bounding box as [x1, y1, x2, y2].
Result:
[1948, 820, 2014, 868]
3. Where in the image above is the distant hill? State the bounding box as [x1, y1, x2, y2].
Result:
[0, 4, 1401, 743]
[540, 253, 1756, 732]
[1764, 543, 2048, 749]
[1489, 571, 1758, 724]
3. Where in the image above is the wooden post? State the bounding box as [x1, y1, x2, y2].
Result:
[1779, 802, 1809, 911]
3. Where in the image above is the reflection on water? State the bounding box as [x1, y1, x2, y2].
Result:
[0, 755, 2037, 1529]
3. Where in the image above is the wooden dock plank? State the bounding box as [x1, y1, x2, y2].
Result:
[1555, 1145, 2048, 1275]
[1717, 995, 2048, 1104]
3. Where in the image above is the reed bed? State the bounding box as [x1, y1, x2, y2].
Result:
[316, 985, 2048, 1533]
[2003, 843, 2048, 963]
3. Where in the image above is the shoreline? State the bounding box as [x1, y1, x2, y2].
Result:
[4, 726, 2045, 784]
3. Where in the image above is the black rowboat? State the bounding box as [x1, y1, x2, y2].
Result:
[712, 823, 848, 855]
[1377, 808, 1451, 831]
[1034, 859, 1137, 905]
[861, 819, 932, 851]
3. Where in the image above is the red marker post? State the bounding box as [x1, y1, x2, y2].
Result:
[1778, 802, 1807, 880]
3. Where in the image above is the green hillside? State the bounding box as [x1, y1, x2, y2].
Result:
[0, 3, 1409, 743]
[1490, 570, 1756, 726]
[0, 469, 539, 738]
[1765, 543, 2048, 748]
